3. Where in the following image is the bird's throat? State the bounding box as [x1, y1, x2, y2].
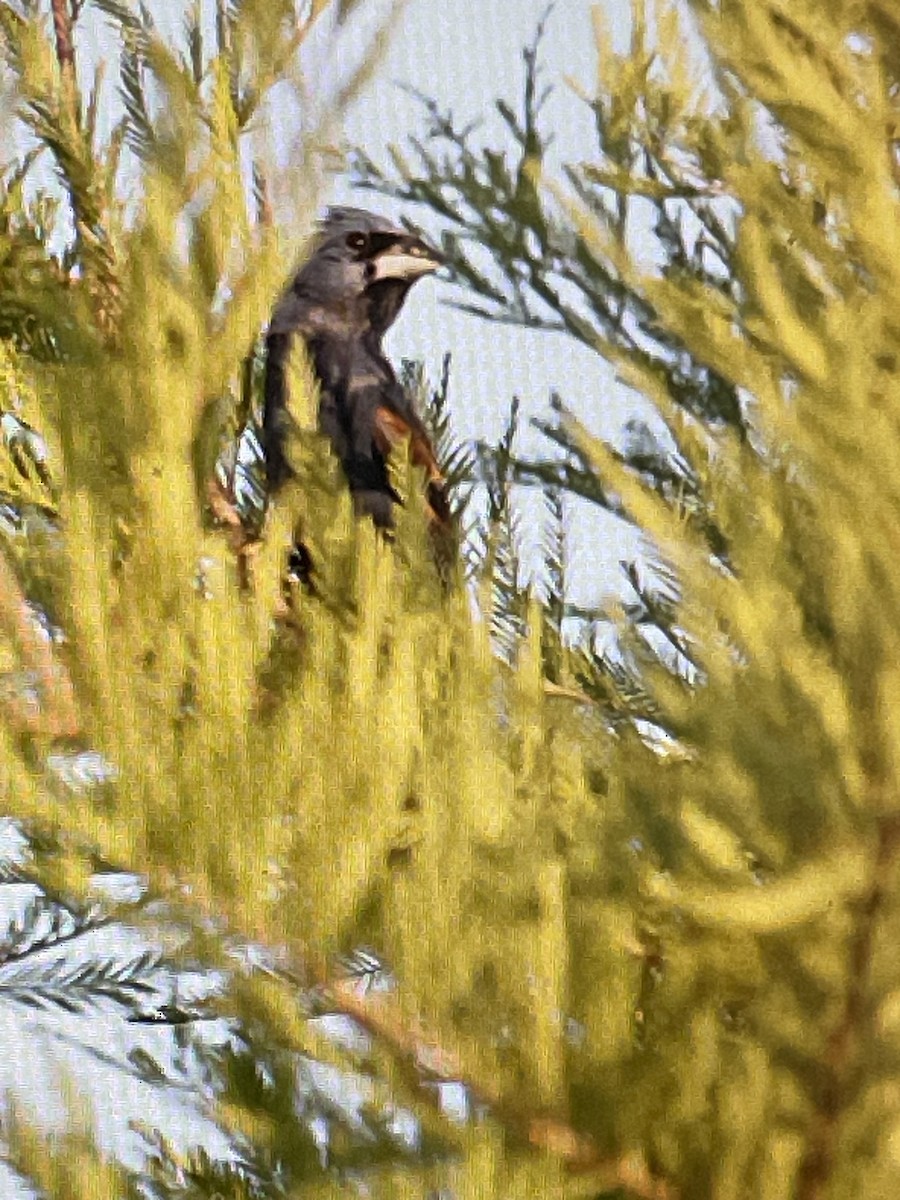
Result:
[365, 279, 413, 336]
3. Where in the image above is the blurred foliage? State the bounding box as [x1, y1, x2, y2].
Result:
[358, 0, 900, 1196]
[2, 1, 900, 1200]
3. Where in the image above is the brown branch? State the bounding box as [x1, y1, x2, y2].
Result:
[322, 980, 676, 1200]
[0, 553, 80, 739]
[795, 814, 900, 1199]
[205, 474, 260, 593]
[543, 680, 602, 706]
[214, 0, 231, 59]
[254, 162, 274, 229]
[50, 0, 79, 137]
[50, 0, 76, 77]
[49, 0, 122, 338]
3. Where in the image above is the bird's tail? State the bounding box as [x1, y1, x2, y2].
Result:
[425, 477, 452, 527]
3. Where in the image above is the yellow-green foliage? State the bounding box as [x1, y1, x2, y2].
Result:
[548, 3, 900, 1197]
[5, 1, 900, 1199]
[3, 1076, 137, 1200]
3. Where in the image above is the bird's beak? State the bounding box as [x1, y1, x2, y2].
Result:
[371, 239, 443, 282]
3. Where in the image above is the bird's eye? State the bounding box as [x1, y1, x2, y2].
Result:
[409, 244, 425, 257]
[346, 232, 367, 252]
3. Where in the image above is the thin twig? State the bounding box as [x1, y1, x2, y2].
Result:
[50, 0, 76, 78]
[0, 554, 80, 739]
[543, 680, 601, 706]
[322, 979, 676, 1200]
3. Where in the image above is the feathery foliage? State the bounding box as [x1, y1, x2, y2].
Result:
[4, 1, 900, 1199]
[356, 2, 900, 1197]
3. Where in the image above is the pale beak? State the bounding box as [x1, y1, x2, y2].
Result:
[371, 242, 443, 282]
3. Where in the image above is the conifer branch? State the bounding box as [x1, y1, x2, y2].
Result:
[0, 948, 160, 1013]
[49, 0, 75, 80]
[0, 896, 107, 966]
[321, 979, 676, 1199]
[0, 551, 79, 738]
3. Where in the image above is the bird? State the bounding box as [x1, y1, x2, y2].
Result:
[262, 207, 450, 536]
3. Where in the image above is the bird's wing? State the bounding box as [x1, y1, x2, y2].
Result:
[318, 349, 450, 528]
[355, 377, 451, 527]
[373, 404, 451, 527]
[371, 405, 442, 482]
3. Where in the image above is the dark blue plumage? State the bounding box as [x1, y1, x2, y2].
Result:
[263, 207, 447, 529]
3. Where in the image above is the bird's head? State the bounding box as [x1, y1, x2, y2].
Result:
[270, 208, 443, 340]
